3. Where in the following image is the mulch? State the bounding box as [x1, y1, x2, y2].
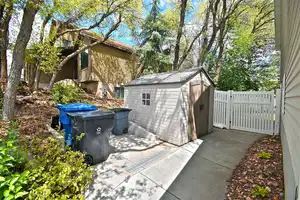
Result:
[225, 135, 284, 200]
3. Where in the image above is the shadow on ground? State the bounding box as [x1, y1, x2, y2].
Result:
[160, 128, 263, 200]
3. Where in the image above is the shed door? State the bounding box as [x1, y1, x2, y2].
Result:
[190, 80, 210, 138]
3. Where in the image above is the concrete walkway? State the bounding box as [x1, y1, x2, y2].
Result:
[85, 128, 263, 200]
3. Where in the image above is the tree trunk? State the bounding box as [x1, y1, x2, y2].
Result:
[0, 49, 8, 89]
[214, 0, 227, 83]
[0, 1, 13, 90]
[27, 63, 37, 88]
[2, 0, 39, 120]
[33, 16, 51, 90]
[173, 0, 188, 70]
[214, 42, 224, 83]
[34, 65, 41, 90]
[197, 0, 220, 67]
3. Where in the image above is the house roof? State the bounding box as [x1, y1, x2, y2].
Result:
[125, 68, 215, 87]
[54, 19, 134, 53]
[81, 30, 134, 53]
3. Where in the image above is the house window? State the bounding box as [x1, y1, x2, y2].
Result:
[142, 93, 150, 106]
[62, 40, 72, 47]
[80, 52, 88, 69]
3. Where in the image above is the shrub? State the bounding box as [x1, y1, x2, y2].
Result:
[0, 129, 29, 200]
[257, 151, 271, 159]
[51, 83, 81, 104]
[26, 137, 93, 200]
[251, 185, 270, 197]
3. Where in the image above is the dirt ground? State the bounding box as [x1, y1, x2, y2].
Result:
[225, 135, 284, 200]
[12, 87, 123, 138]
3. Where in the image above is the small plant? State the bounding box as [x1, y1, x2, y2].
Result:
[0, 171, 29, 200]
[0, 129, 29, 200]
[51, 82, 81, 104]
[26, 137, 93, 199]
[258, 151, 271, 159]
[251, 185, 270, 197]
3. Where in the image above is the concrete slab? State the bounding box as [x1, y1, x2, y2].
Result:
[196, 129, 263, 169]
[141, 148, 193, 190]
[160, 156, 232, 200]
[86, 128, 262, 200]
[181, 139, 203, 153]
[122, 143, 178, 173]
[106, 173, 166, 200]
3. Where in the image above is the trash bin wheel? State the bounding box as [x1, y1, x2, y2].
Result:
[123, 128, 128, 134]
[85, 155, 94, 165]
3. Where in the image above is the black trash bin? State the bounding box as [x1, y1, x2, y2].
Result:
[111, 108, 132, 135]
[67, 110, 115, 165]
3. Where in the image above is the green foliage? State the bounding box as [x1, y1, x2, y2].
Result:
[251, 185, 270, 197]
[51, 83, 81, 104]
[257, 151, 271, 159]
[0, 171, 29, 200]
[26, 42, 62, 74]
[75, 133, 85, 141]
[26, 137, 93, 200]
[0, 131, 27, 176]
[0, 130, 29, 200]
[134, 0, 172, 74]
[137, 33, 172, 74]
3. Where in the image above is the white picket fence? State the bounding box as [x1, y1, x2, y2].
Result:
[214, 90, 281, 135]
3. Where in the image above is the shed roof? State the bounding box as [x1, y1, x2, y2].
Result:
[126, 68, 215, 87]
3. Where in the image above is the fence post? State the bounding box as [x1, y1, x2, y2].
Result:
[275, 89, 281, 135]
[226, 90, 232, 129]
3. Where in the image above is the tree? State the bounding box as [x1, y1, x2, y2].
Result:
[209, 0, 277, 91]
[134, 0, 172, 74]
[3, 0, 40, 120]
[173, 0, 188, 70]
[0, 0, 13, 90]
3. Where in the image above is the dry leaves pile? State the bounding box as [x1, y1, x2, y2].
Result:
[226, 136, 284, 200]
[16, 91, 59, 137]
[14, 88, 123, 138]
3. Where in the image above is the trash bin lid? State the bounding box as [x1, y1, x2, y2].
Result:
[110, 108, 132, 112]
[67, 110, 115, 120]
[56, 103, 97, 112]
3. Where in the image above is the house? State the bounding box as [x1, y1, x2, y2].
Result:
[275, 0, 300, 199]
[26, 24, 139, 98]
[124, 68, 215, 146]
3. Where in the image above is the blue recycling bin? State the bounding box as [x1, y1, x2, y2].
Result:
[56, 103, 97, 145]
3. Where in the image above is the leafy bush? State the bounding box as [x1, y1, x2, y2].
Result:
[251, 185, 270, 197]
[51, 83, 81, 104]
[26, 137, 93, 200]
[0, 130, 29, 200]
[257, 151, 271, 159]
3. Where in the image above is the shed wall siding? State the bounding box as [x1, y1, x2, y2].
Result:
[124, 83, 189, 145]
[279, 0, 300, 198]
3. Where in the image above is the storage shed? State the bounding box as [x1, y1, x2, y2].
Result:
[124, 68, 215, 146]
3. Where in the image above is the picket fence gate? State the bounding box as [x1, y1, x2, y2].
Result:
[214, 90, 281, 135]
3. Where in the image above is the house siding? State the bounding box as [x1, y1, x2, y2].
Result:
[276, 0, 300, 198]
[124, 83, 189, 146]
[78, 39, 138, 85]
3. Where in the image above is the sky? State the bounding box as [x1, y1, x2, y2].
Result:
[114, 0, 203, 46]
